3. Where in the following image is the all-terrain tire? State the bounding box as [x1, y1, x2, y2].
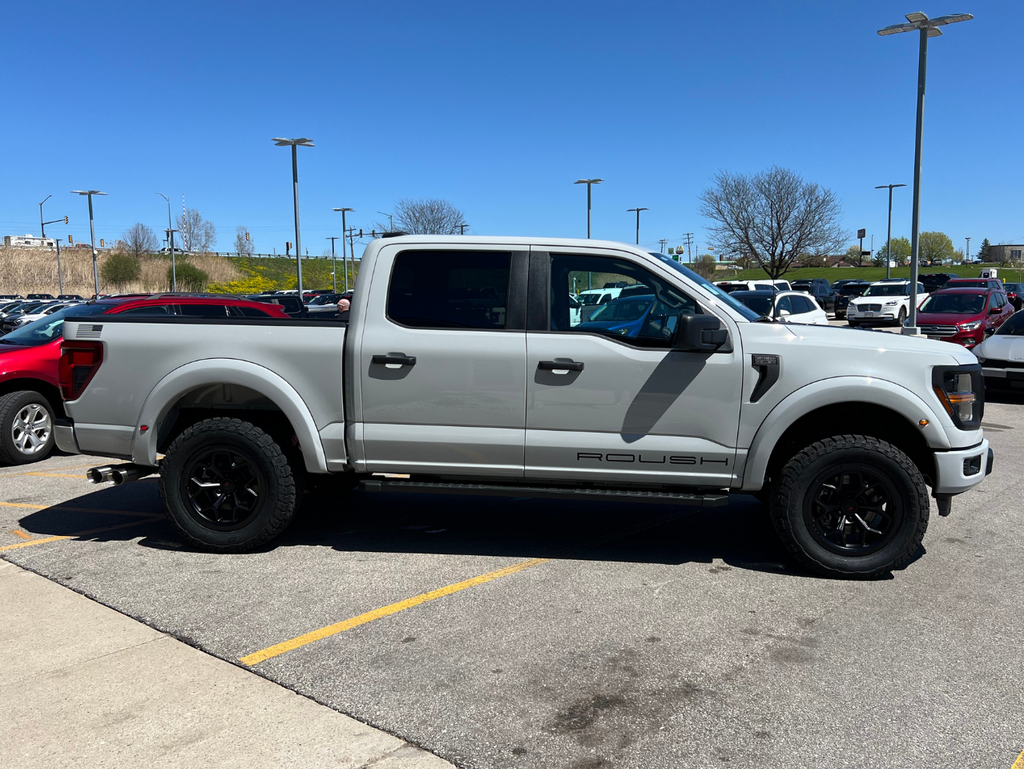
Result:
[0, 390, 56, 465]
[769, 434, 929, 578]
[158, 417, 299, 552]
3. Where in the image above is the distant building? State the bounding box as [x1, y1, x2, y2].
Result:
[3, 234, 55, 248]
[989, 244, 1024, 263]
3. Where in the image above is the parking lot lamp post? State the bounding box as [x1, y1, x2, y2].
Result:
[878, 12, 973, 334]
[273, 138, 315, 298]
[157, 193, 177, 291]
[377, 211, 394, 232]
[627, 207, 648, 245]
[332, 208, 354, 291]
[875, 184, 906, 280]
[327, 236, 340, 292]
[574, 178, 603, 239]
[71, 190, 106, 297]
[965, 236, 971, 264]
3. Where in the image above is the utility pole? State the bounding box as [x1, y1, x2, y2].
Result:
[626, 207, 648, 245]
[659, 239, 668, 254]
[333, 208, 354, 291]
[55, 238, 64, 295]
[327, 236, 340, 292]
[165, 228, 179, 290]
[346, 227, 358, 288]
[683, 233, 694, 263]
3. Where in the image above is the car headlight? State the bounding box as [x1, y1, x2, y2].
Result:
[958, 320, 983, 331]
[884, 300, 899, 306]
[932, 365, 983, 428]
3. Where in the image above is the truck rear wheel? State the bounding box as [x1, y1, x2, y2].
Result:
[0, 390, 55, 465]
[159, 417, 299, 552]
[769, 435, 929, 578]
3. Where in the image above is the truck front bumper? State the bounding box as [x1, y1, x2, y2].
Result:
[932, 440, 992, 495]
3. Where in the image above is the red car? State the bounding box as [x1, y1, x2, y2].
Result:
[916, 287, 1013, 349]
[0, 294, 288, 465]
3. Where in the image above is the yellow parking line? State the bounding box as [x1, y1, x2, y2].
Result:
[0, 517, 158, 552]
[11, 530, 32, 540]
[240, 557, 550, 666]
[0, 535, 71, 551]
[1012, 748, 1024, 769]
[23, 472, 89, 479]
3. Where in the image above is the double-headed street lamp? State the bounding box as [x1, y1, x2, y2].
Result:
[626, 207, 648, 245]
[156, 192, 178, 291]
[332, 207, 354, 291]
[71, 190, 107, 296]
[875, 183, 906, 279]
[574, 178, 603, 238]
[878, 11, 973, 334]
[273, 137, 315, 297]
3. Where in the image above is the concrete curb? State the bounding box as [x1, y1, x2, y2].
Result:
[0, 560, 455, 768]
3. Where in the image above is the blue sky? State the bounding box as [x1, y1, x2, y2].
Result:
[1, 1, 1020, 258]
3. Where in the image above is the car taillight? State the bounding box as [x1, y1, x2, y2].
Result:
[59, 341, 104, 401]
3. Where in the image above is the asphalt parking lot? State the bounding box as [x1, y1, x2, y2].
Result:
[2, 393, 1023, 769]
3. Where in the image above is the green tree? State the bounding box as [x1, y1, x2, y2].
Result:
[691, 254, 718, 279]
[101, 252, 141, 288]
[874, 236, 911, 267]
[919, 231, 954, 265]
[977, 238, 991, 262]
[169, 262, 209, 292]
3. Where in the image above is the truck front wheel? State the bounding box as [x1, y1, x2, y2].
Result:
[770, 435, 929, 578]
[159, 417, 299, 552]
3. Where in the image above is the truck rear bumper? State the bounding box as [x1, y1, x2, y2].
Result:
[932, 439, 991, 495]
[55, 419, 134, 461]
[54, 419, 80, 454]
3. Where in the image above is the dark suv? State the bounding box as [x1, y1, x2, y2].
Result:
[832, 281, 871, 320]
[790, 278, 832, 310]
[920, 273, 960, 293]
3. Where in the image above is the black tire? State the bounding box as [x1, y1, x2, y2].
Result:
[158, 417, 299, 552]
[769, 435, 929, 578]
[0, 390, 56, 465]
[848, 320, 859, 328]
[836, 311, 845, 320]
[897, 307, 907, 326]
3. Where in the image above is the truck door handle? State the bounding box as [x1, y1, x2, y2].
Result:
[538, 358, 584, 373]
[371, 352, 417, 367]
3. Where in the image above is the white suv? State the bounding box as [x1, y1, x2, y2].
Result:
[847, 280, 926, 327]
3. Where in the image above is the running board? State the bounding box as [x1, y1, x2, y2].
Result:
[359, 479, 729, 507]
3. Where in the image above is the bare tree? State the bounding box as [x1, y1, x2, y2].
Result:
[177, 207, 217, 253]
[376, 198, 467, 235]
[234, 225, 254, 256]
[699, 166, 846, 280]
[120, 223, 158, 259]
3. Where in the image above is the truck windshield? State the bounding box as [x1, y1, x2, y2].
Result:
[919, 294, 986, 314]
[864, 284, 908, 297]
[653, 256, 762, 321]
[0, 303, 109, 346]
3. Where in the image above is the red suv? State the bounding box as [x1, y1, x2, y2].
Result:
[916, 287, 1013, 348]
[0, 294, 288, 465]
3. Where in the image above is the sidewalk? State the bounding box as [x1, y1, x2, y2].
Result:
[0, 560, 455, 769]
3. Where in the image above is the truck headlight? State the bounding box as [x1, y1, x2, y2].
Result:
[932, 364, 983, 429]
[958, 320, 983, 331]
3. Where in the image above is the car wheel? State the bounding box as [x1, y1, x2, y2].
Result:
[159, 417, 299, 552]
[769, 435, 929, 578]
[0, 390, 56, 465]
[897, 307, 907, 326]
[848, 320, 859, 327]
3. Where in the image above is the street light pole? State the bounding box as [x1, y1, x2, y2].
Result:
[273, 137, 315, 298]
[627, 207, 648, 245]
[875, 184, 906, 280]
[965, 236, 971, 264]
[574, 178, 603, 238]
[327, 236, 340, 292]
[157, 193, 177, 291]
[55, 238, 64, 295]
[377, 211, 394, 232]
[39, 195, 51, 238]
[878, 11, 973, 334]
[72, 190, 107, 297]
[333, 208, 354, 292]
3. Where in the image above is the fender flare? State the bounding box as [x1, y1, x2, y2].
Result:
[130, 359, 328, 474]
[740, 376, 949, 491]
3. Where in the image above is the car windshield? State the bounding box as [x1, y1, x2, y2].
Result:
[589, 297, 653, 322]
[996, 313, 1024, 336]
[733, 294, 773, 316]
[578, 293, 606, 306]
[653, 256, 762, 321]
[919, 294, 986, 314]
[864, 284, 908, 297]
[0, 303, 111, 346]
[948, 280, 988, 288]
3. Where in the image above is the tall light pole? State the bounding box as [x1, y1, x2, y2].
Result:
[574, 178, 603, 238]
[965, 236, 971, 264]
[377, 211, 394, 232]
[54, 238, 64, 295]
[458, 223, 470, 235]
[627, 207, 648, 245]
[333, 207, 354, 291]
[39, 195, 51, 238]
[875, 183, 906, 279]
[71, 190, 106, 297]
[273, 137, 315, 297]
[327, 236, 340, 292]
[157, 192, 178, 291]
[878, 11, 974, 334]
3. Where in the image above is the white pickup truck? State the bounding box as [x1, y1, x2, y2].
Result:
[56, 237, 992, 577]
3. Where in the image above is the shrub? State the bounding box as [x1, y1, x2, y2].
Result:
[169, 261, 209, 292]
[101, 253, 141, 288]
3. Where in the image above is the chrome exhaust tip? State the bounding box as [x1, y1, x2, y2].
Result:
[110, 465, 156, 486]
[87, 466, 114, 484]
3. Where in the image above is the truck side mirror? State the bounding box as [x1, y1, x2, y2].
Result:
[674, 314, 727, 352]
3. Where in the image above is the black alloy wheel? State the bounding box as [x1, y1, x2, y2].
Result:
[181, 448, 266, 531]
[804, 466, 901, 556]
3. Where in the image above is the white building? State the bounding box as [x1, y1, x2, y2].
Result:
[3, 234, 55, 249]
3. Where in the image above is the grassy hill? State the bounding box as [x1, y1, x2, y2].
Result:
[210, 255, 359, 294]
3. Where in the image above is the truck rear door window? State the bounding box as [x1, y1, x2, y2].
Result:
[387, 251, 510, 329]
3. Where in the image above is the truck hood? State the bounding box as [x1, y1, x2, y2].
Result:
[974, 334, 1024, 363]
[755, 322, 975, 365]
